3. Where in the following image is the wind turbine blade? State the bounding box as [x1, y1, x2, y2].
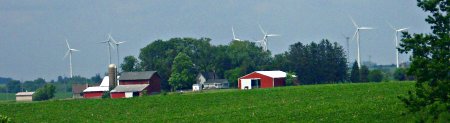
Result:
[71, 49, 80, 52]
[352, 30, 358, 41]
[117, 41, 126, 44]
[109, 42, 115, 48]
[386, 21, 395, 30]
[349, 16, 358, 28]
[63, 50, 70, 59]
[258, 24, 266, 35]
[359, 27, 374, 30]
[65, 40, 70, 49]
[267, 34, 280, 37]
[397, 28, 409, 32]
[232, 26, 236, 39]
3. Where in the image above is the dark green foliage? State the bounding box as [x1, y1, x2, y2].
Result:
[6, 80, 20, 93]
[285, 71, 297, 86]
[32, 84, 56, 101]
[90, 74, 102, 83]
[0, 82, 415, 122]
[350, 61, 360, 82]
[0, 115, 12, 123]
[168, 52, 197, 91]
[22, 78, 46, 92]
[398, 0, 450, 122]
[286, 39, 347, 84]
[393, 68, 414, 81]
[102, 91, 110, 99]
[368, 70, 384, 82]
[224, 67, 244, 87]
[359, 65, 369, 82]
[121, 56, 139, 72]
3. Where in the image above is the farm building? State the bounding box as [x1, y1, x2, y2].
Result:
[110, 71, 161, 98]
[16, 92, 34, 102]
[110, 84, 149, 98]
[192, 84, 201, 91]
[238, 71, 287, 90]
[196, 72, 229, 89]
[83, 76, 110, 98]
[72, 84, 88, 98]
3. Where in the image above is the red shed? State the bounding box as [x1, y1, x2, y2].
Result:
[115, 71, 161, 95]
[238, 71, 287, 90]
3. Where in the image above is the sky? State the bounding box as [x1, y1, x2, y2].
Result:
[0, 0, 430, 81]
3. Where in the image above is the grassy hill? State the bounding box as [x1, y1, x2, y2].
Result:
[0, 82, 414, 122]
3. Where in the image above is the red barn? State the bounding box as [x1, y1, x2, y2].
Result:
[83, 76, 110, 98]
[238, 71, 287, 90]
[110, 71, 161, 98]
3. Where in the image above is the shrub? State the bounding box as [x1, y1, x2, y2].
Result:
[102, 91, 110, 99]
[32, 84, 56, 101]
[368, 70, 384, 82]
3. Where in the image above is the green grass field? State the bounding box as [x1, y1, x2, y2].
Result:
[0, 82, 415, 122]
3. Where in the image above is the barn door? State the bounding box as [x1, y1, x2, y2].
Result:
[241, 79, 252, 89]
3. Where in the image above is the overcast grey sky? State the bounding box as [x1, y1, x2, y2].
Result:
[0, 0, 430, 81]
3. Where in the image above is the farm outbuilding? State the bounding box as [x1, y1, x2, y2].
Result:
[117, 71, 161, 95]
[110, 84, 149, 98]
[238, 71, 287, 90]
[83, 76, 110, 99]
[72, 84, 88, 98]
[196, 72, 229, 89]
[16, 92, 34, 101]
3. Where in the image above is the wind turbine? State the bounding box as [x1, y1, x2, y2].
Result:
[110, 34, 126, 71]
[64, 39, 79, 78]
[341, 34, 350, 61]
[100, 34, 115, 65]
[350, 16, 374, 68]
[231, 26, 242, 41]
[258, 24, 280, 51]
[387, 22, 408, 68]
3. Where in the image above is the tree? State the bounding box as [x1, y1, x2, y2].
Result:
[32, 84, 56, 101]
[287, 39, 347, 84]
[393, 68, 407, 81]
[350, 61, 360, 82]
[368, 70, 384, 82]
[121, 56, 139, 72]
[285, 71, 298, 86]
[6, 80, 20, 93]
[398, 0, 450, 121]
[224, 67, 244, 87]
[360, 65, 369, 82]
[168, 52, 197, 91]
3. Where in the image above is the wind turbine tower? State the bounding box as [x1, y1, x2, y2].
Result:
[110, 34, 126, 71]
[64, 40, 79, 78]
[387, 22, 408, 68]
[350, 16, 374, 68]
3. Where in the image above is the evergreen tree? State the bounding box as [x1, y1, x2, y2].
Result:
[398, 0, 450, 121]
[359, 65, 369, 82]
[350, 61, 360, 82]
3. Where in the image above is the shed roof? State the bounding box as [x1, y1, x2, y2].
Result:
[255, 71, 287, 78]
[204, 79, 229, 84]
[110, 84, 149, 92]
[119, 71, 157, 80]
[83, 86, 109, 92]
[16, 92, 35, 96]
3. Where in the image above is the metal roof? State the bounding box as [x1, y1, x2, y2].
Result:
[110, 84, 149, 92]
[255, 71, 287, 78]
[118, 71, 157, 80]
[16, 92, 34, 96]
[83, 86, 109, 92]
[99, 76, 110, 87]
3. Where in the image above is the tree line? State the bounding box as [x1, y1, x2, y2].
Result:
[120, 38, 410, 91]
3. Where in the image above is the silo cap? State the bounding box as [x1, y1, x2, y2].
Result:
[109, 64, 116, 68]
